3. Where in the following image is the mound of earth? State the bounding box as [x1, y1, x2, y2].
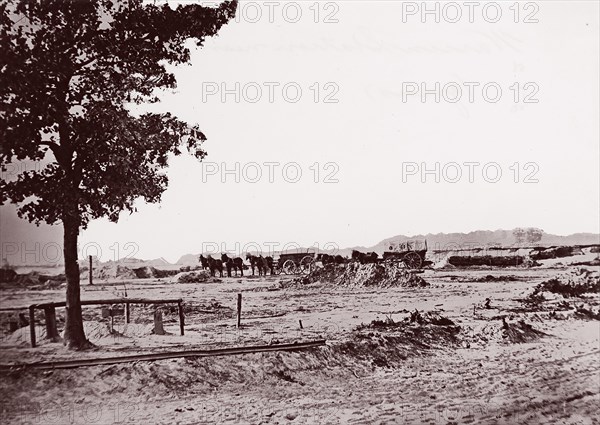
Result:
[4, 325, 49, 346]
[501, 319, 548, 343]
[300, 263, 428, 288]
[301, 263, 346, 284]
[475, 274, 520, 282]
[85, 264, 137, 280]
[465, 317, 549, 346]
[448, 255, 525, 267]
[132, 266, 179, 279]
[335, 262, 428, 288]
[346, 312, 462, 365]
[0, 268, 17, 283]
[357, 311, 456, 330]
[169, 270, 212, 283]
[531, 268, 600, 298]
[531, 246, 584, 260]
[0, 271, 66, 289]
[572, 258, 600, 267]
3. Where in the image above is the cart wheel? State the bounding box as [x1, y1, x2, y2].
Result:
[282, 259, 297, 275]
[403, 252, 422, 269]
[300, 255, 315, 274]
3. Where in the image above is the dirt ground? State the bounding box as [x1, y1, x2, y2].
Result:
[0, 264, 599, 424]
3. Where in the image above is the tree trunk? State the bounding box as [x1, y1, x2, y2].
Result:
[62, 211, 91, 349]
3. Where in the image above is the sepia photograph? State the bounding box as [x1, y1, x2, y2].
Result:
[1, 0, 599, 423]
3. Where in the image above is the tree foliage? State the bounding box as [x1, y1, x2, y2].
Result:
[526, 227, 543, 244]
[513, 228, 526, 244]
[1, 0, 237, 226]
[513, 227, 544, 244]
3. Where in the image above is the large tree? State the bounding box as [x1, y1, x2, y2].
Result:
[0, 0, 237, 349]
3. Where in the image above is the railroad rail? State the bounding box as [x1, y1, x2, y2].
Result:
[0, 339, 327, 372]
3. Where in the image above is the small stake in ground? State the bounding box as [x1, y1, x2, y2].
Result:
[89, 255, 93, 285]
[299, 319, 303, 330]
[153, 310, 166, 335]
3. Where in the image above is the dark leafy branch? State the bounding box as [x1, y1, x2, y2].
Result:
[1, 0, 237, 228]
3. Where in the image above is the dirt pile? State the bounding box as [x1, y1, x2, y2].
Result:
[572, 258, 600, 266]
[301, 262, 428, 288]
[356, 311, 456, 330]
[467, 318, 549, 345]
[531, 268, 600, 298]
[531, 246, 583, 260]
[4, 325, 48, 346]
[85, 264, 137, 280]
[448, 255, 525, 267]
[501, 319, 548, 343]
[517, 269, 600, 320]
[0, 271, 66, 289]
[169, 270, 213, 283]
[346, 311, 461, 366]
[133, 266, 179, 279]
[0, 268, 17, 283]
[301, 263, 345, 284]
[574, 307, 600, 320]
[444, 274, 521, 282]
[475, 274, 520, 282]
[335, 263, 428, 288]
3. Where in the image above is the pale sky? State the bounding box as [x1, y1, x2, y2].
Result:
[1, 1, 599, 264]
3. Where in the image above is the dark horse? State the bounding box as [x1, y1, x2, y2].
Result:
[206, 255, 223, 277]
[246, 253, 272, 276]
[264, 256, 275, 275]
[198, 254, 210, 270]
[351, 250, 379, 264]
[317, 253, 347, 265]
[221, 253, 244, 277]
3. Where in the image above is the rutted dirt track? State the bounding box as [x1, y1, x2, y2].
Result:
[0, 266, 599, 424]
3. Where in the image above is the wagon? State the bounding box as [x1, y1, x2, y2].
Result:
[276, 250, 316, 275]
[382, 240, 428, 269]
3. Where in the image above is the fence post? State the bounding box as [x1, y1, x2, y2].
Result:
[178, 300, 184, 336]
[29, 305, 36, 348]
[44, 305, 58, 341]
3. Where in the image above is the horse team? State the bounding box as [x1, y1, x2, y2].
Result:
[198, 253, 275, 278]
[199, 249, 379, 278]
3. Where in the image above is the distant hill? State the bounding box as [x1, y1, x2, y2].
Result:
[115, 257, 172, 268]
[77, 256, 173, 268]
[177, 254, 200, 266]
[371, 230, 599, 254]
[173, 231, 599, 261]
[143, 257, 172, 267]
